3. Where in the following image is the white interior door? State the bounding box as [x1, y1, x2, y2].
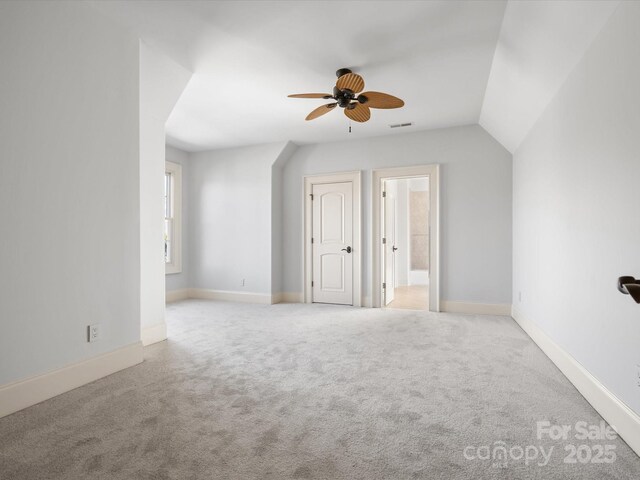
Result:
[312, 182, 353, 305]
[384, 188, 396, 305]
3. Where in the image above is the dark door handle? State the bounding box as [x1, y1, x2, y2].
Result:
[618, 276, 640, 303]
[341, 246, 352, 253]
[392, 246, 398, 252]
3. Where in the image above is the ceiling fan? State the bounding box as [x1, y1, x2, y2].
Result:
[288, 68, 405, 123]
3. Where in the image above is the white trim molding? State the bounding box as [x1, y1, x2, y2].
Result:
[165, 160, 183, 275]
[271, 293, 305, 304]
[512, 306, 640, 457]
[166, 289, 189, 303]
[303, 171, 362, 307]
[276, 292, 304, 303]
[372, 164, 440, 311]
[141, 323, 167, 346]
[0, 342, 143, 419]
[167, 289, 305, 305]
[189, 288, 273, 305]
[441, 301, 511, 316]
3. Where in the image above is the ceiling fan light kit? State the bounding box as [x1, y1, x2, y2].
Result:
[288, 68, 405, 123]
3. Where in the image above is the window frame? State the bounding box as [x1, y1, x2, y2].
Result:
[165, 161, 182, 275]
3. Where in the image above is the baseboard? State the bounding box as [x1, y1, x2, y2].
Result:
[275, 292, 304, 303]
[141, 322, 167, 346]
[271, 292, 304, 304]
[512, 306, 640, 457]
[174, 289, 303, 305]
[166, 289, 189, 303]
[0, 342, 143, 419]
[441, 301, 511, 316]
[188, 288, 273, 304]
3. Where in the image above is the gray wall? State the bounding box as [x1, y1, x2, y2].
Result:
[271, 142, 298, 295]
[165, 145, 190, 293]
[0, 2, 140, 385]
[188, 143, 287, 295]
[282, 125, 513, 304]
[513, 1, 640, 415]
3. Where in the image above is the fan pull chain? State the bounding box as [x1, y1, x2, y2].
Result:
[349, 120, 352, 134]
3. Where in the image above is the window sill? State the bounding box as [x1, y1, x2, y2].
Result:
[166, 265, 182, 275]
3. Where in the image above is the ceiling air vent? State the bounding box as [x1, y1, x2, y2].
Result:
[389, 122, 413, 129]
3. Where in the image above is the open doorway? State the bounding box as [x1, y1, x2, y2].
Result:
[372, 165, 439, 311]
[383, 178, 429, 310]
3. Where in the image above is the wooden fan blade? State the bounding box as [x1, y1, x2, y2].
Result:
[359, 91, 404, 109]
[305, 103, 337, 121]
[336, 73, 365, 93]
[344, 103, 370, 123]
[288, 93, 332, 99]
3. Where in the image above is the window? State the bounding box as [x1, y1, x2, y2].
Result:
[165, 161, 182, 274]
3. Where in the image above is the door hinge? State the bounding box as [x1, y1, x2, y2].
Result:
[382, 191, 386, 197]
[382, 282, 386, 289]
[311, 281, 314, 287]
[311, 237, 314, 244]
[382, 237, 386, 244]
[310, 193, 314, 200]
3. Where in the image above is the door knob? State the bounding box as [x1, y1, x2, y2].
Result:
[392, 246, 398, 252]
[341, 246, 352, 253]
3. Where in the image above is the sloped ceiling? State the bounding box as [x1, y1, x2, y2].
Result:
[90, 0, 506, 151]
[90, 0, 621, 153]
[479, 0, 620, 153]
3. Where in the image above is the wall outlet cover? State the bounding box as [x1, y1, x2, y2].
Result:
[87, 324, 100, 343]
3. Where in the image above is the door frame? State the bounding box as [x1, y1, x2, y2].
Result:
[372, 165, 440, 311]
[304, 171, 362, 306]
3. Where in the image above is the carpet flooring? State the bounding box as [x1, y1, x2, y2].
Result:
[1, 300, 639, 479]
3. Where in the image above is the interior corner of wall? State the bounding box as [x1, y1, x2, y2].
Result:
[477, 121, 514, 155]
[272, 141, 299, 169]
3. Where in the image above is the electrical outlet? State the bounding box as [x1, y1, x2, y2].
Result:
[241, 279, 245, 287]
[87, 324, 100, 343]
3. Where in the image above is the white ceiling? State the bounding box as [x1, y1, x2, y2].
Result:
[90, 1, 619, 153]
[90, 0, 507, 151]
[480, 0, 620, 153]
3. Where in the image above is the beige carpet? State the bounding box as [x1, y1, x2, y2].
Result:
[0, 300, 639, 479]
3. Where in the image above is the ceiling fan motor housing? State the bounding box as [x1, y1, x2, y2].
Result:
[336, 89, 356, 108]
[334, 68, 359, 108]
